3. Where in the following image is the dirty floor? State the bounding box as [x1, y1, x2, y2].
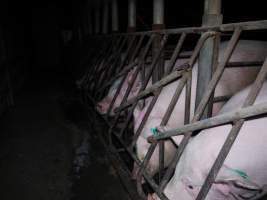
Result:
[0, 74, 130, 200]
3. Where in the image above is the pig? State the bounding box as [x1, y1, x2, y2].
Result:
[150, 80, 267, 200]
[134, 40, 267, 178]
[96, 67, 142, 115]
[96, 56, 190, 116]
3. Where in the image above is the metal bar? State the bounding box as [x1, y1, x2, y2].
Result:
[149, 101, 267, 142]
[87, 39, 119, 91]
[153, 0, 164, 25]
[113, 35, 169, 138]
[158, 27, 242, 192]
[116, 70, 186, 113]
[93, 36, 128, 95]
[184, 71, 192, 124]
[158, 75, 188, 182]
[106, 35, 155, 116]
[93, 36, 126, 84]
[196, 57, 267, 200]
[194, 28, 242, 121]
[103, 20, 267, 36]
[97, 34, 145, 94]
[87, 36, 120, 84]
[129, 32, 213, 194]
[128, 0, 136, 30]
[114, 130, 169, 200]
[116, 31, 215, 113]
[196, 0, 222, 119]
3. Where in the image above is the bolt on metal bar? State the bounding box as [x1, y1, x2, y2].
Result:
[157, 27, 242, 193]
[196, 57, 267, 200]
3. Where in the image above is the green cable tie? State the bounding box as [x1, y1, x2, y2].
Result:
[150, 127, 158, 136]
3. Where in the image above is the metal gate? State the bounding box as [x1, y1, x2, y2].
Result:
[79, 20, 267, 200]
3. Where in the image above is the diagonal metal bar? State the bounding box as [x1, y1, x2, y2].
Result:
[157, 27, 242, 193]
[196, 57, 267, 200]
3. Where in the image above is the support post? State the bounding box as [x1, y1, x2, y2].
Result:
[112, 0, 119, 32]
[102, 0, 109, 34]
[94, 2, 101, 34]
[195, 0, 222, 118]
[152, 0, 165, 83]
[127, 0, 136, 32]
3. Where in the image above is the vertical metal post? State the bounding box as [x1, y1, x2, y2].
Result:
[128, 0, 136, 32]
[102, 0, 109, 34]
[94, 2, 101, 34]
[195, 0, 222, 118]
[112, 0, 119, 32]
[152, 0, 165, 83]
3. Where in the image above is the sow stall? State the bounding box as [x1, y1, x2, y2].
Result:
[78, 19, 267, 200]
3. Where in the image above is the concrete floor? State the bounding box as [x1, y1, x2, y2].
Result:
[0, 75, 130, 200]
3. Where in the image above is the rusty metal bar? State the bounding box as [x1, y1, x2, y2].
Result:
[196, 57, 267, 200]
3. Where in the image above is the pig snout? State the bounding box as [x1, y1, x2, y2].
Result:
[96, 101, 109, 114]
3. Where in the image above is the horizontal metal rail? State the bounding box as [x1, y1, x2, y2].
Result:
[148, 101, 267, 142]
[90, 20, 267, 36]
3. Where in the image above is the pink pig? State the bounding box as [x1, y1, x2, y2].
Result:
[134, 40, 267, 178]
[151, 80, 267, 200]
